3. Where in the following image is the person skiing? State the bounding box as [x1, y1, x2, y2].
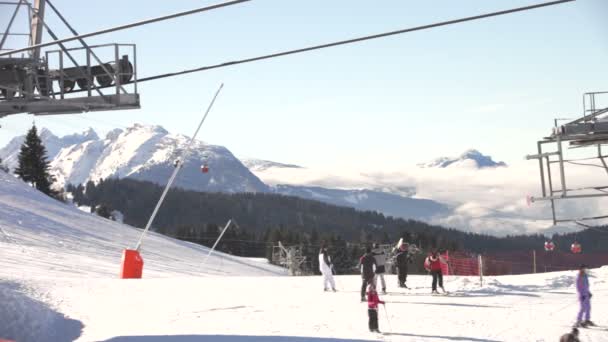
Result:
[319, 245, 336, 292]
[359, 246, 377, 301]
[395, 243, 412, 288]
[372, 243, 387, 293]
[559, 328, 580, 342]
[366, 283, 385, 333]
[427, 249, 447, 294]
[575, 264, 594, 328]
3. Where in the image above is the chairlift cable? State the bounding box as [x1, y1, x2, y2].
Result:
[134, 0, 574, 84]
[0, 0, 252, 57]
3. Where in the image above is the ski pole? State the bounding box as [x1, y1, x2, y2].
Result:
[383, 304, 393, 334]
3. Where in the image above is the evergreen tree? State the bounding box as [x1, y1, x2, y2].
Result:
[14, 125, 56, 197]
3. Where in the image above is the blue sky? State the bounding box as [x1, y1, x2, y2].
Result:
[1, 0, 607, 169]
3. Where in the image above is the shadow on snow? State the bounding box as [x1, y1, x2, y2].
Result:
[104, 336, 376, 342]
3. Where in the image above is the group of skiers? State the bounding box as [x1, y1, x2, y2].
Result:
[319, 242, 449, 333]
[319, 244, 597, 336]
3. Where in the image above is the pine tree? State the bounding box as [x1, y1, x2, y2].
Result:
[14, 125, 56, 197]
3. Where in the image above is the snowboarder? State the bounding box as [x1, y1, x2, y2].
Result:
[395, 243, 412, 288]
[319, 245, 336, 292]
[359, 246, 377, 301]
[427, 249, 447, 294]
[366, 283, 385, 333]
[559, 328, 580, 342]
[372, 243, 387, 293]
[575, 264, 594, 328]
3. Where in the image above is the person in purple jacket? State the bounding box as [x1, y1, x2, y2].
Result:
[575, 264, 595, 328]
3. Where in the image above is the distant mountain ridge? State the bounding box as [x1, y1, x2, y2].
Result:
[0, 124, 450, 222]
[242, 159, 303, 172]
[419, 149, 507, 169]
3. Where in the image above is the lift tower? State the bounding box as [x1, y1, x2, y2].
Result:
[0, 0, 140, 117]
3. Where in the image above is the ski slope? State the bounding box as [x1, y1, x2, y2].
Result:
[1, 171, 607, 341]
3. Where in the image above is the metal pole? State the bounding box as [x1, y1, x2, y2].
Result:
[29, 0, 45, 60]
[556, 136, 567, 197]
[201, 219, 232, 267]
[545, 156, 557, 224]
[0, 0, 252, 57]
[478, 255, 483, 287]
[537, 141, 546, 197]
[134, 83, 224, 251]
[533, 250, 536, 274]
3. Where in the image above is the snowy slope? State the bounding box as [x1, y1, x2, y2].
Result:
[419, 149, 507, 169]
[3, 265, 607, 341]
[0, 171, 284, 279]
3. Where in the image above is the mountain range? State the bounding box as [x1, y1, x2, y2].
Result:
[0, 124, 450, 222]
[418, 149, 507, 169]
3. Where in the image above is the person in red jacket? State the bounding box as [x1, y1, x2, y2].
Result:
[366, 283, 385, 333]
[427, 249, 447, 294]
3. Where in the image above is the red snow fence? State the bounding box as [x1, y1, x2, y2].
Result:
[0, 339, 16, 342]
[120, 249, 143, 279]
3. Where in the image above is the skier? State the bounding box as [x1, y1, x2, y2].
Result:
[372, 243, 387, 293]
[559, 328, 580, 342]
[366, 283, 385, 333]
[427, 249, 447, 294]
[395, 243, 412, 288]
[359, 246, 377, 301]
[319, 245, 336, 292]
[575, 264, 594, 328]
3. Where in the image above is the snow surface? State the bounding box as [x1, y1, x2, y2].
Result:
[0, 170, 607, 341]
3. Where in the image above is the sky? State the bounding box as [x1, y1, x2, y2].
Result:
[1, 0, 608, 170]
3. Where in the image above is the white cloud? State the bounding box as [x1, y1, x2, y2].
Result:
[251, 161, 608, 236]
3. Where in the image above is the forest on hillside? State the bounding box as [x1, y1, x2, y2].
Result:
[68, 178, 608, 274]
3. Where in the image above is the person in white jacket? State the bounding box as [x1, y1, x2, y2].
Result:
[319, 245, 337, 292]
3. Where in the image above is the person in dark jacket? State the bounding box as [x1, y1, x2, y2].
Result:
[359, 246, 377, 301]
[559, 328, 580, 342]
[395, 243, 412, 288]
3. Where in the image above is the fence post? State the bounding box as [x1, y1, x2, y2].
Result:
[478, 254, 483, 287]
[533, 250, 537, 274]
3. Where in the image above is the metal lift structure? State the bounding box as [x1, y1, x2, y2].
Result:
[526, 91, 608, 226]
[0, 0, 139, 117]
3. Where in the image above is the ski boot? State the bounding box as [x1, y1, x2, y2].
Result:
[584, 320, 596, 327]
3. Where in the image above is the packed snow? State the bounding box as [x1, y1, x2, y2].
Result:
[1, 156, 607, 342]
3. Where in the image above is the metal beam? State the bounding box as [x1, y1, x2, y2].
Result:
[29, 0, 45, 60]
[0, 0, 24, 50]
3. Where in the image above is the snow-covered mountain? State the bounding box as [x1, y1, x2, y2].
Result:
[0, 124, 452, 222]
[0, 127, 99, 171]
[0, 124, 268, 193]
[242, 158, 303, 172]
[274, 184, 449, 220]
[419, 149, 507, 169]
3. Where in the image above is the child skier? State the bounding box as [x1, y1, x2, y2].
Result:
[366, 283, 385, 333]
[575, 264, 594, 328]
